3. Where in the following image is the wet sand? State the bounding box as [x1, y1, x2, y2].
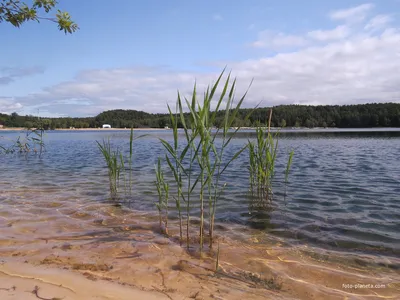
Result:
[0, 262, 167, 300]
[0, 189, 399, 299]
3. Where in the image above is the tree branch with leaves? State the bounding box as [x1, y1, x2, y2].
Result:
[0, 0, 78, 33]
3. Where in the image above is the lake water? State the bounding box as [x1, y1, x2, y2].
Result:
[1, 129, 400, 263]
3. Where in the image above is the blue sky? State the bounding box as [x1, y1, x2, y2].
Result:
[1, 0, 400, 117]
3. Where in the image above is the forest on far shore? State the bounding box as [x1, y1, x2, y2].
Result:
[1, 103, 400, 129]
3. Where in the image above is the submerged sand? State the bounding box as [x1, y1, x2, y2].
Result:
[0, 189, 399, 299]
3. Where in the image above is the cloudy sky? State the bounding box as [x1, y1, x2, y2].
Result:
[1, 0, 399, 117]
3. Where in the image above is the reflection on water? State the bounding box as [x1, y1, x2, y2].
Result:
[1, 129, 400, 262]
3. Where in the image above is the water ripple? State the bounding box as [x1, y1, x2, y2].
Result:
[0, 129, 400, 259]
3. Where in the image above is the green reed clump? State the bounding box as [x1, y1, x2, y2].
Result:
[30, 117, 46, 157]
[0, 118, 46, 156]
[97, 128, 146, 198]
[158, 68, 253, 251]
[97, 138, 123, 196]
[155, 157, 170, 234]
[248, 109, 294, 201]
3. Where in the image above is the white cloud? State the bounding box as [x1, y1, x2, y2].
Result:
[213, 14, 223, 21]
[0, 98, 23, 114]
[308, 25, 350, 41]
[330, 3, 374, 22]
[365, 14, 393, 31]
[251, 31, 307, 49]
[231, 29, 400, 106]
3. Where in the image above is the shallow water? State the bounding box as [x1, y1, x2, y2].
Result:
[0, 129, 399, 261]
[1, 129, 400, 299]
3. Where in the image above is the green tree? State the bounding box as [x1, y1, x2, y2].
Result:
[0, 0, 78, 33]
[24, 120, 34, 128]
[40, 118, 52, 130]
[158, 117, 167, 128]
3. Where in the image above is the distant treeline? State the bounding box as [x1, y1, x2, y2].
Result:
[1, 103, 400, 129]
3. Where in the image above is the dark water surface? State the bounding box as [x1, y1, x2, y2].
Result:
[1, 129, 399, 259]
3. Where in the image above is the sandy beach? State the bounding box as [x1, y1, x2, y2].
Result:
[0, 262, 168, 300]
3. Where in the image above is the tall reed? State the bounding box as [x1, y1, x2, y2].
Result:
[284, 149, 294, 197]
[128, 127, 134, 192]
[159, 104, 186, 243]
[159, 68, 253, 251]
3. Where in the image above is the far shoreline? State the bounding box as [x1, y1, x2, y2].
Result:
[0, 127, 169, 131]
[1, 127, 400, 132]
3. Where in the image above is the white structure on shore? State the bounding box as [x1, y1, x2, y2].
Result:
[102, 124, 111, 128]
